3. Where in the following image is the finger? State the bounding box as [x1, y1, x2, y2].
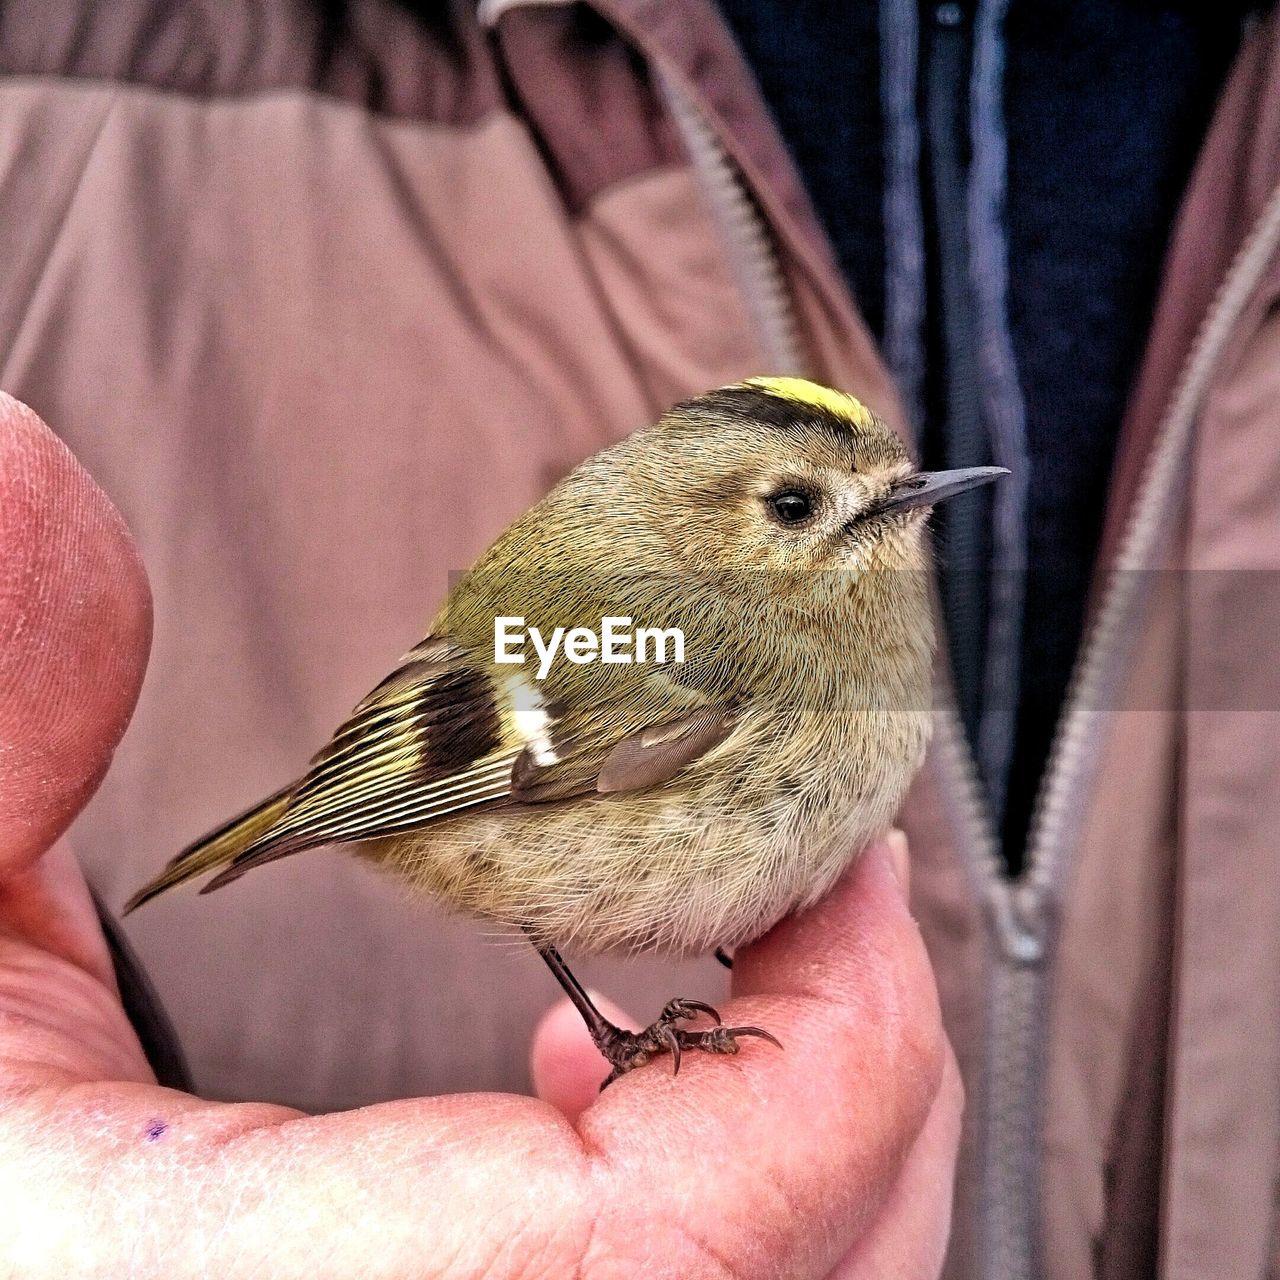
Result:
[576, 835, 945, 1278]
[0, 391, 151, 875]
[0, 393, 151, 982]
[829, 1043, 964, 1279]
[530, 991, 637, 1122]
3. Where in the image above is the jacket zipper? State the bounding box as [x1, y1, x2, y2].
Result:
[665, 64, 1280, 1280]
[657, 72, 806, 375]
[942, 178, 1280, 1280]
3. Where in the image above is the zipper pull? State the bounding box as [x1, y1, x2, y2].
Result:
[984, 879, 1049, 965]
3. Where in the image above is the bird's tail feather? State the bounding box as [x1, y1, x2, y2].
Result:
[122, 786, 294, 915]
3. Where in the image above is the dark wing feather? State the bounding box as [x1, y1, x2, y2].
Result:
[203, 640, 514, 890]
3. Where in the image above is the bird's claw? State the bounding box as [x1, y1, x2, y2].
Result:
[660, 997, 722, 1026]
[596, 998, 782, 1088]
[677, 1024, 783, 1055]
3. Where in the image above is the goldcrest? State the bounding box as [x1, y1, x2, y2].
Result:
[127, 377, 1005, 1081]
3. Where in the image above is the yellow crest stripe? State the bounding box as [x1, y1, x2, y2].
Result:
[739, 377, 873, 429]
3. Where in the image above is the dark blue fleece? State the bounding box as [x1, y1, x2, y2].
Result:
[718, 0, 1249, 863]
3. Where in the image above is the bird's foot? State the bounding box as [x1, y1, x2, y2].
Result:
[595, 998, 781, 1088]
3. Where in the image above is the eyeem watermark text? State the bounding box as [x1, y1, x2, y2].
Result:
[494, 616, 685, 680]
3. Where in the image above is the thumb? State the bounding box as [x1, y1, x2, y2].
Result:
[0, 391, 151, 875]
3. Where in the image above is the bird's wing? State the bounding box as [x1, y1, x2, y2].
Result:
[202, 637, 513, 888]
[201, 638, 739, 891]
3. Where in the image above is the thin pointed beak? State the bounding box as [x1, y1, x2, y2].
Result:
[880, 466, 1009, 515]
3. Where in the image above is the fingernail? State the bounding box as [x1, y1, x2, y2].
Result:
[885, 828, 910, 896]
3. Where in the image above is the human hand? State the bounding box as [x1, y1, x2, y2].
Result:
[0, 391, 960, 1278]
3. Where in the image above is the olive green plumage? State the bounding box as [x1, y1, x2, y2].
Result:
[127, 378, 1002, 959]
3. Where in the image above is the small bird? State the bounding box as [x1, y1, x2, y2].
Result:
[126, 378, 1004, 1082]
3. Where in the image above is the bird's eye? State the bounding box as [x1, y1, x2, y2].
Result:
[768, 490, 814, 524]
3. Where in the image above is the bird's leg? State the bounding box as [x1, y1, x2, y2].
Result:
[532, 943, 781, 1088]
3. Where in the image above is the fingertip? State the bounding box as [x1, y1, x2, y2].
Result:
[733, 832, 915, 996]
[530, 993, 635, 1123]
[729, 831, 943, 1113]
[0, 392, 152, 872]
